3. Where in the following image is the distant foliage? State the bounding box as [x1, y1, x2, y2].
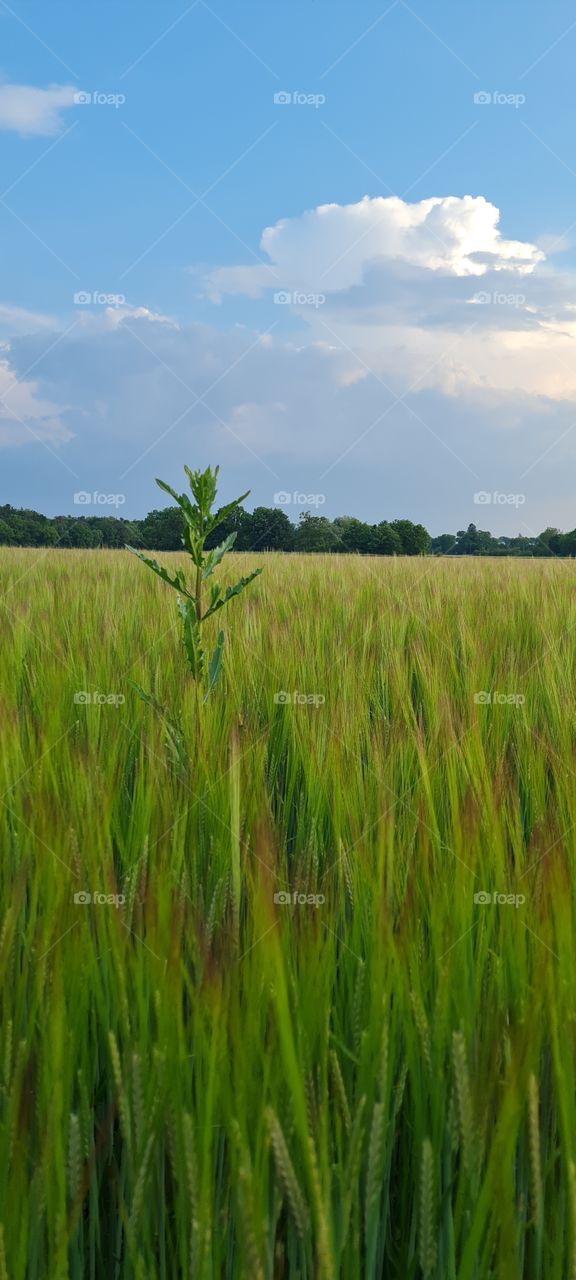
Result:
[0, 503, 574, 556]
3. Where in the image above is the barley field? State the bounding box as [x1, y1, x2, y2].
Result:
[2, 548, 576, 1278]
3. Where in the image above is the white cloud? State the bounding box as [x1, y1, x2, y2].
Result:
[202, 194, 576, 405]
[75, 305, 179, 332]
[0, 83, 77, 136]
[0, 356, 71, 447]
[204, 194, 544, 301]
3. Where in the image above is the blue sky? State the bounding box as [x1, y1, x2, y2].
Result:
[2, 0, 576, 533]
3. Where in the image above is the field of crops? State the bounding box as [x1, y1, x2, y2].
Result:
[2, 548, 576, 1278]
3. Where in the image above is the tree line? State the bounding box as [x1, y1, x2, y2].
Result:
[0, 504, 573, 557]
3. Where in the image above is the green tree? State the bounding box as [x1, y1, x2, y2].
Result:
[430, 533, 457, 555]
[332, 516, 379, 554]
[535, 527, 564, 556]
[243, 506, 295, 551]
[294, 512, 337, 552]
[138, 506, 184, 550]
[390, 519, 430, 555]
[374, 521, 403, 555]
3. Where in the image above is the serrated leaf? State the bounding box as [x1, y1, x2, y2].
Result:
[177, 596, 205, 679]
[181, 523, 202, 565]
[125, 548, 191, 597]
[128, 679, 160, 710]
[184, 463, 219, 512]
[128, 682, 188, 776]
[203, 631, 225, 702]
[202, 532, 237, 579]
[154, 478, 182, 505]
[202, 568, 262, 620]
[155, 480, 199, 533]
[208, 581, 222, 611]
[208, 491, 250, 534]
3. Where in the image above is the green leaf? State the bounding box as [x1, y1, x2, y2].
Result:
[202, 531, 237, 579]
[203, 631, 225, 702]
[125, 548, 191, 597]
[180, 523, 202, 566]
[154, 478, 182, 505]
[128, 679, 161, 710]
[155, 479, 199, 533]
[208, 581, 222, 612]
[177, 596, 205, 679]
[129, 681, 188, 776]
[207, 491, 250, 535]
[184, 464, 219, 517]
[202, 568, 262, 620]
[162, 717, 188, 776]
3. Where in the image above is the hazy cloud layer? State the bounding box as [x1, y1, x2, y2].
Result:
[3, 195, 576, 533]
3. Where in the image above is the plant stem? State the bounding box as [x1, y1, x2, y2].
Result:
[195, 562, 202, 623]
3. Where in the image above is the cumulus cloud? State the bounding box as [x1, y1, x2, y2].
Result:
[0, 83, 77, 136]
[202, 194, 576, 405]
[204, 194, 544, 301]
